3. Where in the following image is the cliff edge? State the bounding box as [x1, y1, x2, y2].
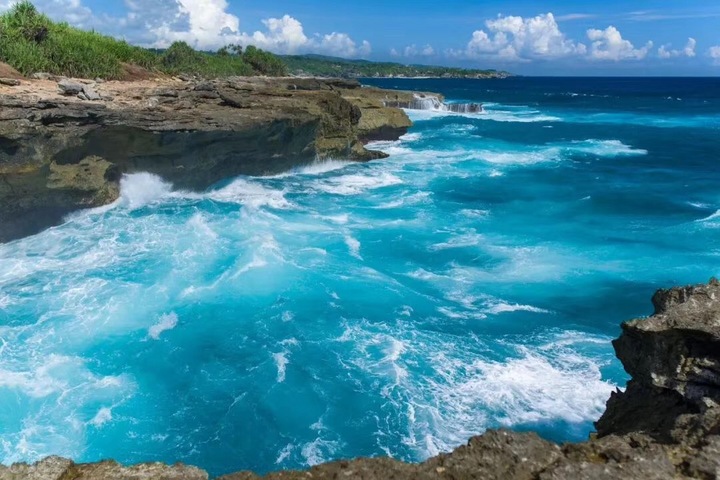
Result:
[0, 76, 415, 242]
[3, 279, 720, 479]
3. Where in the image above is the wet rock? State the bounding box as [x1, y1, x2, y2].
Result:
[446, 102, 483, 114]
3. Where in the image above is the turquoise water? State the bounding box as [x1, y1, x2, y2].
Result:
[1, 77, 719, 477]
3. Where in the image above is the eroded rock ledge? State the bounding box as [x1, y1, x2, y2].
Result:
[3, 279, 720, 479]
[0, 76, 417, 242]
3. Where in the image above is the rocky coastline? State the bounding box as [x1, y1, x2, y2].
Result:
[0, 75, 421, 243]
[2, 279, 720, 479]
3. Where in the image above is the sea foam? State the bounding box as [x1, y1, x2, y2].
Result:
[119, 173, 173, 209]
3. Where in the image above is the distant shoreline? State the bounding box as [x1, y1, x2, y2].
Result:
[289, 74, 511, 80]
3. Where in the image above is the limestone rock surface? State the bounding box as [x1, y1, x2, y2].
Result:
[0, 77, 415, 242]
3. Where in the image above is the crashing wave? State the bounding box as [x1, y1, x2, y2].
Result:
[383, 94, 483, 114]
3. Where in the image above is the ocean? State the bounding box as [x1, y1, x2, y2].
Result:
[1, 77, 719, 477]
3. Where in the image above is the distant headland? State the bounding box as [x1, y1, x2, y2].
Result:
[281, 54, 512, 79]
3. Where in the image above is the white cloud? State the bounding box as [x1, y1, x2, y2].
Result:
[394, 44, 435, 57]
[234, 23, 371, 57]
[710, 46, 720, 65]
[236, 15, 309, 53]
[658, 38, 696, 59]
[143, 0, 242, 49]
[142, 1, 371, 57]
[555, 13, 596, 21]
[586, 26, 653, 60]
[422, 45, 435, 56]
[457, 13, 586, 61]
[627, 10, 720, 22]
[317, 33, 371, 58]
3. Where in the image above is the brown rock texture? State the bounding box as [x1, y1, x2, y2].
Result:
[4, 280, 720, 479]
[0, 456, 207, 480]
[0, 76, 415, 242]
[0, 62, 23, 80]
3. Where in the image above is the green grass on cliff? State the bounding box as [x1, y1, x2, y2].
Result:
[0, 1, 288, 79]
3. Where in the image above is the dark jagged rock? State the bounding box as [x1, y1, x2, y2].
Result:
[596, 278, 720, 443]
[380, 92, 483, 114]
[0, 77, 415, 242]
[446, 103, 483, 114]
[4, 279, 720, 479]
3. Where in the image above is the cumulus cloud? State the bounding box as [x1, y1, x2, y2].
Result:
[586, 26, 653, 60]
[453, 13, 679, 64]
[710, 46, 720, 65]
[658, 38, 696, 59]
[234, 15, 308, 53]
[137, 0, 371, 57]
[0, 0, 370, 58]
[392, 44, 435, 57]
[141, 0, 243, 49]
[316, 33, 371, 58]
[455, 13, 586, 61]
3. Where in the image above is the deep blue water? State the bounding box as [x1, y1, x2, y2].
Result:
[1, 77, 719, 477]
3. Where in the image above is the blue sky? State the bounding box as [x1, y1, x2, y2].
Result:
[3, 0, 720, 75]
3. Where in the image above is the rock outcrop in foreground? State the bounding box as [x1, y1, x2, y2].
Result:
[0, 76, 416, 242]
[3, 279, 720, 479]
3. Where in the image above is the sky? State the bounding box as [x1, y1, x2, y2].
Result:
[2, 0, 720, 75]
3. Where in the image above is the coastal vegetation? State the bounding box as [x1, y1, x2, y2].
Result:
[0, 1, 288, 79]
[0, 2, 507, 80]
[282, 54, 510, 79]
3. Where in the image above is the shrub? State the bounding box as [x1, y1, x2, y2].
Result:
[243, 45, 288, 76]
[160, 41, 206, 74]
[0, 1, 50, 43]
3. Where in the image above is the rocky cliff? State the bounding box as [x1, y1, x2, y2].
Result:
[3, 279, 720, 480]
[0, 76, 416, 242]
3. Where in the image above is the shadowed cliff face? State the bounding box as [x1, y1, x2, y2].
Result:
[3, 280, 720, 479]
[0, 77, 415, 242]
